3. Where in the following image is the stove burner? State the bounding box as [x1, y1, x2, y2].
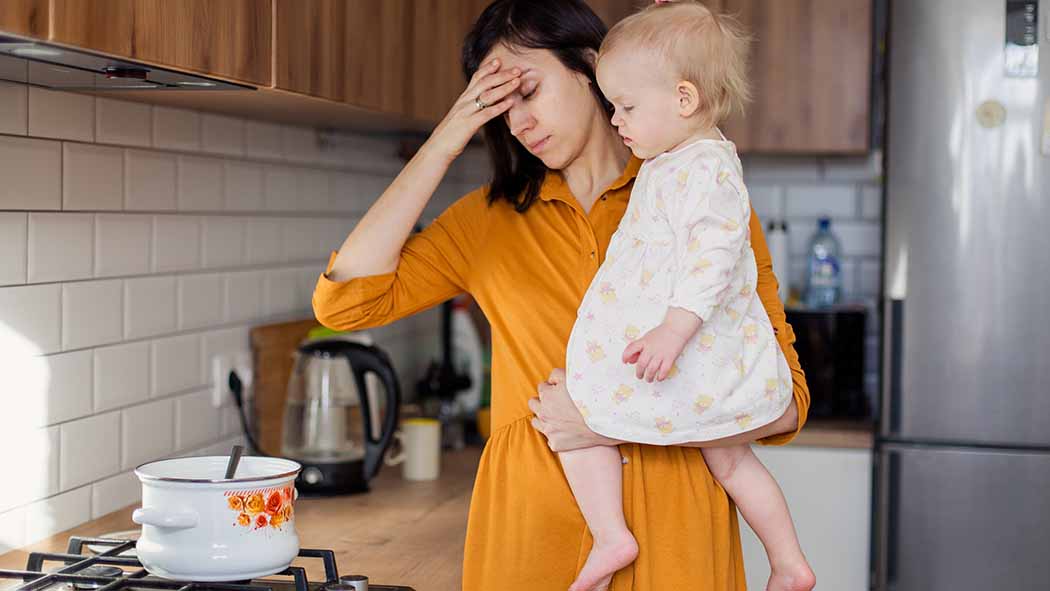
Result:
[0, 536, 413, 591]
[70, 566, 123, 590]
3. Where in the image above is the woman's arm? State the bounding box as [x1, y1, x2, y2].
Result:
[529, 369, 798, 452]
[327, 59, 519, 281]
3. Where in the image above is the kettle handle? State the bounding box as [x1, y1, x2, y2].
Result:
[342, 345, 401, 480]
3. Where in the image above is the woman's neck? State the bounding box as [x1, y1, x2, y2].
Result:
[561, 118, 631, 214]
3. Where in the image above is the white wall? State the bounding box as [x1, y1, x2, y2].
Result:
[0, 81, 487, 552]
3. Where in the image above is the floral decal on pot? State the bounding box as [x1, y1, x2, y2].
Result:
[226, 485, 295, 530]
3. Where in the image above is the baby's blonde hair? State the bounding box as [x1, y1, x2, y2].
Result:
[599, 0, 752, 125]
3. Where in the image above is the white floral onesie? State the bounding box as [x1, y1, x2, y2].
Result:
[565, 137, 793, 445]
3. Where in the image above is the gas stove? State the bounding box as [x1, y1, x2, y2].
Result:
[0, 535, 412, 591]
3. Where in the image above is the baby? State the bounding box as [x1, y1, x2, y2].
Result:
[561, 2, 815, 591]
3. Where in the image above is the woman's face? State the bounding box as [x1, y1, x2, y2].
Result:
[480, 44, 604, 170]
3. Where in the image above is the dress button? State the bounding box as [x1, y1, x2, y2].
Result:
[621, 456, 629, 465]
[590, 251, 596, 259]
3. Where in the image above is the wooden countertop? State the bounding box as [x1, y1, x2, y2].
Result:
[0, 448, 484, 591]
[789, 419, 874, 449]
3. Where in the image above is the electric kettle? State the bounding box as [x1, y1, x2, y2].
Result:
[282, 340, 400, 495]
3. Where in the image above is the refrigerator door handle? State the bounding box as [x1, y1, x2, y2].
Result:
[882, 298, 904, 437]
[874, 449, 901, 590]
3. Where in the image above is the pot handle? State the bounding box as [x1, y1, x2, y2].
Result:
[132, 507, 199, 530]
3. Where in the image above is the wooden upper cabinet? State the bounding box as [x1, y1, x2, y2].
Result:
[131, 0, 272, 87]
[410, 0, 490, 123]
[48, 0, 271, 86]
[721, 0, 872, 154]
[0, 0, 49, 38]
[585, 0, 646, 28]
[276, 0, 414, 115]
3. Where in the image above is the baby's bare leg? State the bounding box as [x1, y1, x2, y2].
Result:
[702, 445, 816, 591]
[558, 446, 639, 591]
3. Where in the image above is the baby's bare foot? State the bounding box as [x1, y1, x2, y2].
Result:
[766, 559, 816, 591]
[568, 532, 638, 591]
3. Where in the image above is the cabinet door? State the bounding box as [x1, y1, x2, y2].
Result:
[585, 0, 646, 28]
[50, 0, 133, 56]
[275, 0, 348, 102]
[721, 0, 871, 153]
[0, 0, 49, 38]
[131, 0, 272, 86]
[410, 0, 489, 123]
[346, 0, 413, 115]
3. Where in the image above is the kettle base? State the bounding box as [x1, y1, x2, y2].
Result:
[294, 459, 370, 496]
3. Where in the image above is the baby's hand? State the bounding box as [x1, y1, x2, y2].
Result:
[622, 323, 690, 383]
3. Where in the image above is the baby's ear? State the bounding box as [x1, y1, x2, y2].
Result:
[676, 80, 702, 118]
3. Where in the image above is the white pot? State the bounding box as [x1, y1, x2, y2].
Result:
[132, 456, 302, 581]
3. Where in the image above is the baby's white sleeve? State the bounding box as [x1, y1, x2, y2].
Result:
[664, 156, 750, 323]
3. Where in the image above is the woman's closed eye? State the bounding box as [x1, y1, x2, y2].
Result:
[521, 83, 538, 100]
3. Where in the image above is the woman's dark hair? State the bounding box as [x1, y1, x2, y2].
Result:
[462, 0, 613, 212]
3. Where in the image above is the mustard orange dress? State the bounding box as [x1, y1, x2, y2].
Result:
[312, 156, 810, 590]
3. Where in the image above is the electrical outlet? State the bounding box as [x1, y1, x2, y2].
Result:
[232, 351, 254, 400]
[211, 354, 233, 408]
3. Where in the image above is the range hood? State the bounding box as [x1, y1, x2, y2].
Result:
[0, 33, 252, 91]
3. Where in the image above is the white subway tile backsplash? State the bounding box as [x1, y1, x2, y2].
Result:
[264, 166, 298, 211]
[91, 470, 140, 518]
[282, 219, 320, 262]
[23, 486, 91, 545]
[0, 507, 26, 555]
[224, 162, 264, 211]
[784, 185, 858, 219]
[60, 411, 120, 490]
[298, 170, 331, 211]
[63, 143, 124, 211]
[174, 389, 219, 452]
[264, 269, 301, 316]
[202, 217, 245, 268]
[821, 152, 883, 182]
[28, 213, 94, 283]
[96, 98, 152, 147]
[0, 284, 61, 354]
[0, 213, 27, 286]
[178, 274, 224, 330]
[860, 184, 882, 220]
[742, 156, 821, 183]
[125, 150, 177, 211]
[95, 214, 152, 277]
[859, 259, 881, 296]
[153, 216, 202, 272]
[224, 271, 265, 323]
[747, 185, 784, 222]
[28, 87, 94, 142]
[245, 218, 284, 265]
[0, 80, 28, 135]
[244, 122, 284, 160]
[151, 334, 203, 397]
[177, 156, 224, 211]
[40, 351, 93, 427]
[124, 276, 177, 338]
[282, 126, 319, 164]
[0, 85, 409, 540]
[0, 427, 59, 513]
[153, 107, 201, 152]
[834, 222, 882, 257]
[202, 326, 251, 369]
[62, 280, 123, 350]
[201, 115, 244, 156]
[94, 342, 150, 412]
[0, 136, 62, 210]
[121, 399, 174, 470]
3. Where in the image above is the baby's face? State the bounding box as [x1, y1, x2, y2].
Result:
[596, 47, 692, 159]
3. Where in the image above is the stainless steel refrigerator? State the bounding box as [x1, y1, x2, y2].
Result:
[875, 0, 1050, 589]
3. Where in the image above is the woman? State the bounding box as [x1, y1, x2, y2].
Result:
[312, 1, 809, 589]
